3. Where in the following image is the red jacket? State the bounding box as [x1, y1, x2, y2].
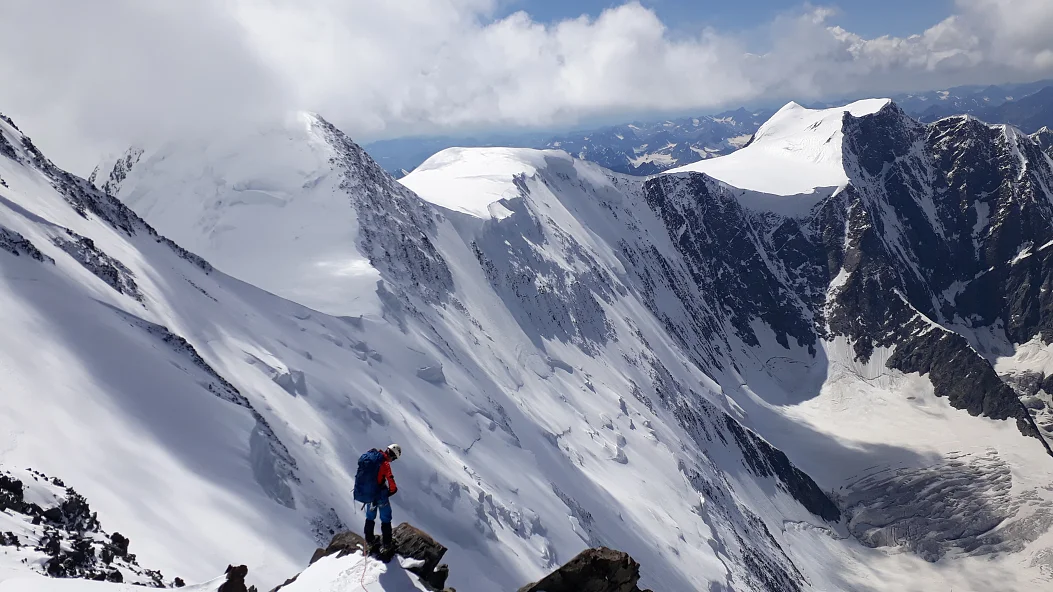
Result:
[378, 452, 397, 495]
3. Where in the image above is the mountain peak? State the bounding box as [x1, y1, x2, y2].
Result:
[664, 98, 893, 196]
[91, 112, 449, 317]
[400, 147, 574, 219]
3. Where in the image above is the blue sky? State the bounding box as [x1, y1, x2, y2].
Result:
[498, 0, 954, 38]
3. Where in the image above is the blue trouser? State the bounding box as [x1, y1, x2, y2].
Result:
[365, 499, 392, 523]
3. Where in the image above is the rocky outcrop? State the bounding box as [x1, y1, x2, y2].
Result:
[644, 173, 815, 354]
[722, 415, 842, 522]
[0, 468, 168, 586]
[218, 565, 256, 592]
[391, 523, 451, 590]
[517, 547, 653, 592]
[290, 525, 453, 591]
[273, 527, 656, 592]
[312, 116, 454, 306]
[308, 530, 369, 564]
[53, 229, 143, 302]
[0, 225, 53, 263]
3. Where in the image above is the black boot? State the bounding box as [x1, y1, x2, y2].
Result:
[379, 522, 394, 562]
[364, 519, 376, 551]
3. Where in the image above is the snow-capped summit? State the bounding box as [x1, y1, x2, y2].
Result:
[400, 147, 561, 219]
[399, 147, 619, 220]
[666, 98, 892, 195]
[1032, 125, 1053, 158]
[92, 112, 448, 317]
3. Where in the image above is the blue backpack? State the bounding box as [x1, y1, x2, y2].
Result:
[353, 449, 386, 503]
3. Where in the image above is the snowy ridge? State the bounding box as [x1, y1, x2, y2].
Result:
[667, 99, 891, 196]
[94, 112, 383, 317]
[400, 147, 565, 219]
[0, 468, 167, 586]
[275, 552, 430, 592]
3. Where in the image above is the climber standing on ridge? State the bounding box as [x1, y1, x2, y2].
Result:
[353, 443, 401, 560]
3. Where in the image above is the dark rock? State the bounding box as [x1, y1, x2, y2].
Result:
[0, 468, 164, 585]
[392, 523, 449, 590]
[274, 527, 456, 592]
[109, 532, 130, 557]
[723, 415, 841, 522]
[218, 564, 254, 592]
[52, 231, 143, 302]
[269, 575, 300, 592]
[643, 173, 815, 353]
[430, 564, 450, 589]
[174, 577, 186, 587]
[517, 547, 647, 592]
[885, 301, 1052, 457]
[316, 530, 369, 560]
[0, 226, 54, 264]
[313, 117, 454, 306]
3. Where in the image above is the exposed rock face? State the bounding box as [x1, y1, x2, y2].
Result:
[644, 173, 816, 354]
[0, 468, 167, 586]
[722, 415, 841, 522]
[1033, 127, 1053, 159]
[218, 564, 256, 592]
[90, 147, 144, 196]
[52, 229, 143, 302]
[517, 547, 653, 592]
[280, 526, 453, 592]
[308, 530, 369, 564]
[642, 102, 1053, 452]
[312, 116, 455, 307]
[0, 225, 53, 263]
[391, 523, 451, 590]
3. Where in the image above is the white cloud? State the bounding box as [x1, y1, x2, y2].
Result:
[1, 0, 1052, 174]
[0, 0, 288, 172]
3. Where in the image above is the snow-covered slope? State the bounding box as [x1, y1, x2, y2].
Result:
[0, 553, 424, 592]
[399, 147, 560, 219]
[276, 552, 430, 592]
[13, 96, 1053, 592]
[4, 112, 844, 592]
[667, 99, 890, 196]
[0, 577, 223, 592]
[91, 112, 422, 317]
[391, 117, 1053, 589]
[0, 113, 342, 586]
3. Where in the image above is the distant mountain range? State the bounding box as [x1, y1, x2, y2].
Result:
[367, 79, 1053, 177]
[893, 79, 1053, 128]
[537, 107, 771, 176]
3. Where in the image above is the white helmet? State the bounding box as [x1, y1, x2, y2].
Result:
[386, 443, 402, 460]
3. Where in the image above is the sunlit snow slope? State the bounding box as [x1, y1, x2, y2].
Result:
[667, 99, 890, 196]
[398, 147, 562, 219]
[92, 113, 384, 317]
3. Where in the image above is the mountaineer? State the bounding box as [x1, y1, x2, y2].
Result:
[353, 443, 402, 559]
